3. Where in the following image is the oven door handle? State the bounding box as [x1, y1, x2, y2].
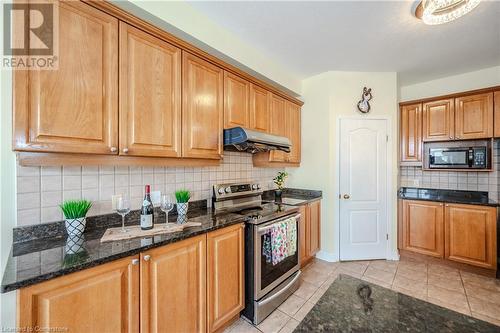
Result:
[256, 214, 301, 235]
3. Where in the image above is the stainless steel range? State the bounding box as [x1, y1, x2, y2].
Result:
[213, 182, 301, 324]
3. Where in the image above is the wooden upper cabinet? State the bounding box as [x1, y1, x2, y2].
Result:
[182, 52, 224, 159]
[495, 91, 500, 138]
[249, 84, 271, 132]
[119, 23, 181, 157]
[224, 72, 250, 129]
[445, 204, 497, 269]
[13, 1, 118, 154]
[308, 200, 321, 257]
[402, 200, 444, 258]
[287, 102, 301, 164]
[422, 98, 454, 142]
[400, 103, 422, 163]
[455, 93, 494, 140]
[269, 94, 288, 162]
[140, 235, 206, 333]
[207, 224, 245, 332]
[18, 256, 139, 333]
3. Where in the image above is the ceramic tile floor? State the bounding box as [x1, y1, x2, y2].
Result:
[224, 257, 500, 333]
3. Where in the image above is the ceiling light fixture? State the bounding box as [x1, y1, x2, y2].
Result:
[415, 0, 481, 25]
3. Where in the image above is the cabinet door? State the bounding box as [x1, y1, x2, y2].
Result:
[119, 23, 181, 157]
[495, 91, 500, 138]
[182, 52, 223, 159]
[400, 103, 422, 163]
[269, 94, 288, 162]
[18, 256, 139, 333]
[402, 200, 444, 258]
[299, 205, 308, 267]
[13, 1, 118, 154]
[445, 204, 497, 269]
[455, 93, 494, 140]
[308, 201, 321, 257]
[207, 224, 245, 332]
[249, 84, 271, 133]
[224, 72, 250, 129]
[422, 99, 454, 142]
[140, 235, 206, 333]
[287, 102, 301, 164]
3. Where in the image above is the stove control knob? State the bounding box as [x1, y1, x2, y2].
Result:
[218, 187, 225, 195]
[252, 184, 258, 190]
[256, 184, 261, 189]
[225, 187, 231, 193]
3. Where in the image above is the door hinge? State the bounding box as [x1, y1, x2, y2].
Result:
[386, 234, 389, 240]
[386, 135, 389, 142]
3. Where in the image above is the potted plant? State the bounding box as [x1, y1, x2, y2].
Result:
[59, 200, 92, 237]
[175, 189, 191, 218]
[273, 171, 288, 200]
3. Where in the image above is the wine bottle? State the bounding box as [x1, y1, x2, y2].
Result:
[140, 185, 154, 230]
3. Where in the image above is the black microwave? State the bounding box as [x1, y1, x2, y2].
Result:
[428, 146, 489, 169]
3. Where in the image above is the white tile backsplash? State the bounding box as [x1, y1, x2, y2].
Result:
[399, 140, 500, 201]
[16, 152, 281, 226]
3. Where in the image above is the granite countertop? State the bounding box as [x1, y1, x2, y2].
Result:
[398, 187, 499, 207]
[1, 206, 245, 293]
[295, 274, 499, 332]
[262, 188, 322, 206]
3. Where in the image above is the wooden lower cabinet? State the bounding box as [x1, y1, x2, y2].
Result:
[445, 204, 497, 269]
[300, 200, 321, 267]
[399, 199, 497, 271]
[402, 200, 444, 258]
[141, 235, 206, 333]
[18, 255, 140, 333]
[207, 224, 245, 332]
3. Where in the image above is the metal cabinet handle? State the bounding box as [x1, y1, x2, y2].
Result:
[123, 148, 129, 153]
[143, 255, 151, 261]
[449, 136, 453, 139]
[110, 146, 117, 152]
[131, 258, 139, 265]
[343, 194, 350, 199]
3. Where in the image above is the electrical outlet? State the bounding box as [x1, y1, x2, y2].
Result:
[412, 179, 420, 187]
[111, 194, 123, 210]
[151, 191, 161, 206]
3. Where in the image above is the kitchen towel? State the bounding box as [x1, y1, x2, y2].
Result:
[286, 217, 297, 257]
[271, 221, 288, 265]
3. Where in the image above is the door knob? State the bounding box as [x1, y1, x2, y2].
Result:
[131, 258, 139, 265]
[123, 148, 129, 153]
[110, 146, 117, 152]
[343, 194, 350, 199]
[143, 255, 151, 261]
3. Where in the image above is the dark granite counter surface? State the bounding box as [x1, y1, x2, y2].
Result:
[294, 274, 499, 332]
[1, 204, 245, 293]
[398, 187, 499, 207]
[262, 188, 322, 206]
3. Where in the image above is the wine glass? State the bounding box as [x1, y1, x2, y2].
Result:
[160, 194, 174, 226]
[116, 196, 131, 233]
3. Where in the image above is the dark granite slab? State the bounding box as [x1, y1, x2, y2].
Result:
[262, 188, 322, 206]
[294, 274, 499, 332]
[2, 205, 245, 293]
[399, 187, 499, 207]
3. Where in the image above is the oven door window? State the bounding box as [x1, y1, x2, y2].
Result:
[259, 225, 298, 291]
[430, 149, 468, 166]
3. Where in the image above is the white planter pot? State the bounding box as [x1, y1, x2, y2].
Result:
[65, 217, 86, 237]
[176, 202, 189, 217]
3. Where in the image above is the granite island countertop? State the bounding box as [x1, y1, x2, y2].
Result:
[1, 206, 245, 293]
[398, 187, 499, 207]
[294, 274, 499, 332]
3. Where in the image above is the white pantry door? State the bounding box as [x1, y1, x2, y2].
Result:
[339, 118, 388, 260]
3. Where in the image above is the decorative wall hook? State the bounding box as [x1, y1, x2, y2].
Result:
[357, 87, 373, 113]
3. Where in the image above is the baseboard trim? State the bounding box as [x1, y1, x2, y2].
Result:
[315, 250, 338, 262]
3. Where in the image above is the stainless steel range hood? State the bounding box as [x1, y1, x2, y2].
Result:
[223, 127, 291, 154]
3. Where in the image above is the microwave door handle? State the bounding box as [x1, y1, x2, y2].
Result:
[429, 155, 435, 164]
